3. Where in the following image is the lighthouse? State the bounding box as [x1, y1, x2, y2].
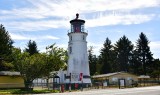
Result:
[66, 14, 91, 84]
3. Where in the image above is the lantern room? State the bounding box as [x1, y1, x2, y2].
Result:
[70, 13, 85, 32]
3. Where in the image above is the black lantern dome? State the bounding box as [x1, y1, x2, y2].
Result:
[70, 13, 85, 32]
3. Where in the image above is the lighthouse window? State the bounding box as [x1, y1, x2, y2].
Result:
[74, 24, 81, 32]
[71, 25, 74, 32]
[69, 47, 72, 54]
[70, 36, 72, 41]
[81, 24, 84, 32]
[83, 35, 85, 40]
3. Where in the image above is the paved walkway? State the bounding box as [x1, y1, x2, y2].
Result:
[41, 86, 160, 95]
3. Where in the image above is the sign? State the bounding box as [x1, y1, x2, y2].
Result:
[120, 80, 125, 86]
[103, 81, 108, 86]
[71, 73, 79, 81]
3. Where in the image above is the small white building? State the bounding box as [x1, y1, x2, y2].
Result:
[92, 72, 138, 86]
[33, 70, 67, 87]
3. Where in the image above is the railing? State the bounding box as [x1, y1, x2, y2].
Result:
[67, 29, 88, 34]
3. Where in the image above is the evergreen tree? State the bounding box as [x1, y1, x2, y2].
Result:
[88, 46, 97, 75]
[114, 35, 133, 72]
[130, 50, 142, 75]
[99, 38, 115, 74]
[135, 32, 153, 75]
[151, 59, 160, 80]
[0, 24, 13, 59]
[0, 24, 13, 71]
[24, 40, 39, 55]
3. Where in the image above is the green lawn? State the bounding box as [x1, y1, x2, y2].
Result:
[0, 89, 59, 94]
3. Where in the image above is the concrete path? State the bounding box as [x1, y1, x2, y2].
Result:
[42, 86, 160, 95]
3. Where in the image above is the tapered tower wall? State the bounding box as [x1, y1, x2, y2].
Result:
[66, 14, 91, 84]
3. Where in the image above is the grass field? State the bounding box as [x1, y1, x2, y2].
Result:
[0, 89, 59, 94]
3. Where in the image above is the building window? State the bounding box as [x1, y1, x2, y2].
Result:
[70, 36, 72, 41]
[69, 47, 72, 54]
[127, 77, 132, 80]
[112, 77, 118, 81]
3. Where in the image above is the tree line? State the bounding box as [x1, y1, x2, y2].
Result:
[0, 24, 160, 89]
[89, 33, 160, 79]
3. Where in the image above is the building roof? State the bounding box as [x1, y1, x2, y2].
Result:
[0, 71, 21, 76]
[70, 13, 85, 23]
[92, 72, 136, 78]
[70, 19, 85, 23]
[138, 75, 150, 79]
[92, 72, 122, 78]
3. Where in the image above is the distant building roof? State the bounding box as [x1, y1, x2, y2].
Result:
[0, 71, 21, 76]
[92, 72, 122, 78]
[92, 72, 136, 78]
[138, 75, 150, 79]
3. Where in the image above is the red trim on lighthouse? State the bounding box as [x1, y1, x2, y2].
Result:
[79, 73, 83, 81]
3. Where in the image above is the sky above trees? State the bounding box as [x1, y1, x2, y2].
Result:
[0, 0, 160, 58]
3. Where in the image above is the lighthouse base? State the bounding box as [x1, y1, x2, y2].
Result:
[65, 74, 91, 84]
[64, 82, 92, 90]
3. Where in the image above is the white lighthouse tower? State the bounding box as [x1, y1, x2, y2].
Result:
[66, 14, 91, 84]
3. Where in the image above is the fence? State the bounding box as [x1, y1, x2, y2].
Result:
[0, 80, 159, 91]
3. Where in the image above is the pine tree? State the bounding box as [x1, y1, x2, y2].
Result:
[135, 32, 153, 75]
[88, 46, 97, 75]
[99, 38, 115, 74]
[0, 24, 13, 71]
[151, 59, 160, 80]
[114, 35, 133, 72]
[0, 24, 13, 59]
[130, 50, 142, 75]
[24, 40, 39, 55]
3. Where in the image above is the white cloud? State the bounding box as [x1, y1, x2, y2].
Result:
[26, 0, 160, 17]
[88, 42, 103, 55]
[10, 33, 59, 40]
[4, 20, 68, 31]
[150, 41, 160, 50]
[3, 14, 155, 32]
[0, 0, 159, 32]
[86, 14, 155, 27]
[149, 41, 160, 58]
[57, 44, 68, 49]
[10, 33, 28, 40]
[2, 0, 159, 58]
[1, 0, 159, 18]
[41, 35, 59, 40]
[44, 35, 59, 40]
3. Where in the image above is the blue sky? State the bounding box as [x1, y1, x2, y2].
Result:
[0, 0, 160, 58]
